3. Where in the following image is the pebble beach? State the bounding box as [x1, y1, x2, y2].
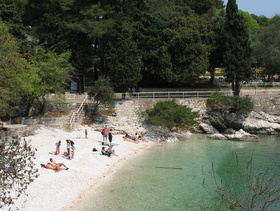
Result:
[3, 126, 154, 211]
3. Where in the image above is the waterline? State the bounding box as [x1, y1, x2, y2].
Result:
[75, 135, 280, 211]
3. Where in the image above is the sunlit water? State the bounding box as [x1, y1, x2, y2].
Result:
[76, 135, 280, 211]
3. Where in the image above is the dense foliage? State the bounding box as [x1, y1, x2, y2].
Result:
[207, 92, 254, 115]
[144, 100, 200, 130]
[0, 0, 279, 118]
[88, 76, 115, 111]
[252, 23, 280, 81]
[223, 0, 252, 96]
[0, 136, 39, 208]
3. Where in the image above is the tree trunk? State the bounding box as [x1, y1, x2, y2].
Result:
[209, 68, 215, 84]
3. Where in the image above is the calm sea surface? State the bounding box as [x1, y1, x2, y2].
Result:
[77, 135, 280, 211]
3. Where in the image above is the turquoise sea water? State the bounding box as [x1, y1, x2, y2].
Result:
[78, 135, 280, 211]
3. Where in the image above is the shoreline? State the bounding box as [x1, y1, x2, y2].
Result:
[63, 140, 157, 211]
[3, 126, 156, 211]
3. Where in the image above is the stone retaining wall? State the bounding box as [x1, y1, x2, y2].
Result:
[114, 96, 280, 120]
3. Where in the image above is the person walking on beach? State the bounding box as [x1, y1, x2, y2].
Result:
[108, 129, 113, 143]
[102, 125, 109, 143]
[55, 140, 61, 155]
[160, 135, 165, 147]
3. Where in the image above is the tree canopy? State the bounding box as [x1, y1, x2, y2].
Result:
[223, 0, 252, 96]
[0, 0, 279, 117]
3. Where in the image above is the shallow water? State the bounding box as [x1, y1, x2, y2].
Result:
[77, 135, 280, 211]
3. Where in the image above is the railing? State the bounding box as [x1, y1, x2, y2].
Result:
[217, 81, 280, 87]
[114, 89, 279, 100]
[69, 94, 88, 130]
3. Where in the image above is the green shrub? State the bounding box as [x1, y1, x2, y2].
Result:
[207, 92, 254, 115]
[144, 99, 200, 130]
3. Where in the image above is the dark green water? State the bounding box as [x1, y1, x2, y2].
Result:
[79, 135, 280, 211]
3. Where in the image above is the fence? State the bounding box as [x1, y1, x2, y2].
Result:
[114, 89, 279, 100]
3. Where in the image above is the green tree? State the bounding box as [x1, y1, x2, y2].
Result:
[239, 11, 260, 34]
[88, 76, 115, 111]
[29, 49, 72, 113]
[252, 24, 280, 81]
[105, 15, 142, 92]
[134, 0, 175, 87]
[174, 0, 224, 14]
[0, 21, 39, 118]
[163, 7, 214, 85]
[207, 92, 254, 115]
[223, 0, 252, 96]
[0, 0, 35, 57]
[252, 15, 270, 27]
[0, 136, 39, 208]
[144, 99, 199, 130]
[207, 8, 226, 84]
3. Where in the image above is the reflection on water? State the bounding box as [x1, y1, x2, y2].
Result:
[78, 135, 280, 211]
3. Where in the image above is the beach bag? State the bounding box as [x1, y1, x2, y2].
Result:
[92, 148, 98, 152]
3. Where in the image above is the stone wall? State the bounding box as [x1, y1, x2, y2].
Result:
[251, 96, 280, 115]
[114, 96, 280, 121]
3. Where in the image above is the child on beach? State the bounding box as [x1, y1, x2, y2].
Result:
[55, 140, 61, 155]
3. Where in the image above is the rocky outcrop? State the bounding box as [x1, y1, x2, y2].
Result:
[202, 110, 280, 135]
[199, 122, 219, 134]
[207, 133, 227, 140]
[224, 129, 260, 141]
[207, 129, 260, 142]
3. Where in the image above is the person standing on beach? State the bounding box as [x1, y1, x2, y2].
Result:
[108, 129, 113, 143]
[85, 129, 88, 139]
[55, 140, 61, 155]
[66, 139, 71, 159]
[160, 135, 165, 147]
[102, 125, 109, 143]
[70, 141, 75, 159]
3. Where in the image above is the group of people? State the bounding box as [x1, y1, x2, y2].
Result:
[101, 125, 113, 144]
[123, 132, 149, 143]
[101, 145, 118, 157]
[41, 158, 69, 171]
[55, 139, 75, 160]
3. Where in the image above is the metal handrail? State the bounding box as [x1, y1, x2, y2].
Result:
[69, 94, 88, 129]
[114, 89, 279, 100]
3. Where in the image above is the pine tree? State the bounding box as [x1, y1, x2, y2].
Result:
[223, 0, 252, 96]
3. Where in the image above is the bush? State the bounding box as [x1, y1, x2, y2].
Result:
[88, 76, 115, 111]
[0, 136, 39, 208]
[144, 99, 200, 130]
[207, 92, 254, 115]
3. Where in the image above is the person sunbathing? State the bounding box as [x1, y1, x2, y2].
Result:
[41, 158, 69, 170]
[101, 146, 108, 155]
[107, 145, 118, 157]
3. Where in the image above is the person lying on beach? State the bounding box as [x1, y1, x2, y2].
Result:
[140, 132, 149, 142]
[131, 133, 138, 141]
[41, 158, 69, 171]
[123, 134, 132, 139]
